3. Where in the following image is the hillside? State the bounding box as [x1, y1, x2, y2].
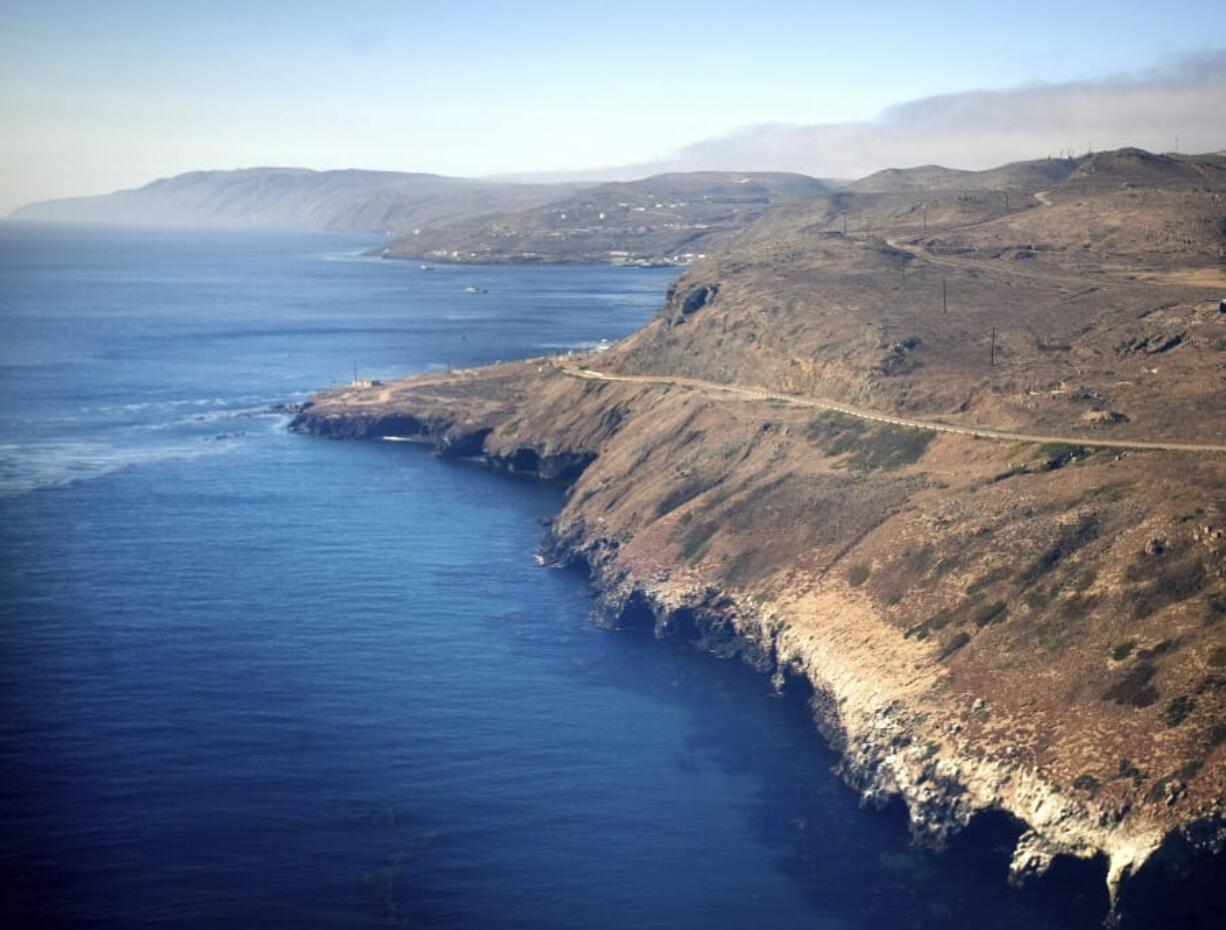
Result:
[849, 157, 1077, 194]
[845, 148, 1225, 195]
[10, 167, 587, 233]
[380, 171, 829, 266]
[290, 148, 1226, 927]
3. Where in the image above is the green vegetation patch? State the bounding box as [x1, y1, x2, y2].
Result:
[1211, 597, 1226, 623]
[966, 566, 1012, 595]
[655, 473, 725, 518]
[938, 631, 972, 660]
[847, 562, 872, 588]
[723, 549, 761, 587]
[972, 600, 1008, 627]
[1102, 662, 1160, 708]
[805, 411, 865, 449]
[1033, 617, 1076, 653]
[1025, 588, 1052, 612]
[906, 609, 956, 641]
[844, 429, 934, 471]
[1061, 593, 1099, 623]
[1136, 639, 1174, 661]
[1038, 442, 1082, 457]
[679, 519, 719, 561]
[1126, 550, 1208, 620]
[907, 594, 1008, 640]
[1117, 759, 1147, 786]
[1038, 443, 1090, 471]
[1146, 760, 1204, 803]
[1162, 695, 1195, 727]
[1019, 515, 1099, 586]
[989, 465, 1031, 484]
[1072, 773, 1101, 796]
[717, 438, 747, 461]
[1085, 479, 1137, 503]
[806, 413, 934, 470]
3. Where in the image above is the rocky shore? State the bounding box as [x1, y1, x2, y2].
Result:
[290, 357, 1224, 928]
[290, 148, 1226, 927]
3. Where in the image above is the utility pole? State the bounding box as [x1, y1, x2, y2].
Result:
[990, 328, 997, 366]
[922, 203, 928, 230]
[842, 212, 847, 235]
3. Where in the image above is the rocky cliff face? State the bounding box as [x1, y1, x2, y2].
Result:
[291, 356, 1224, 927]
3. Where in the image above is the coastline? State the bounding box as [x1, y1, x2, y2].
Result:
[289, 367, 1225, 927]
[286, 150, 1226, 925]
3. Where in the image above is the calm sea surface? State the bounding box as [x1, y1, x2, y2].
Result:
[0, 224, 1103, 928]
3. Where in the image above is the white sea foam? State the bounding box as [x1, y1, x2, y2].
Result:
[163, 404, 282, 428]
[317, 249, 385, 264]
[0, 434, 250, 497]
[534, 341, 599, 351]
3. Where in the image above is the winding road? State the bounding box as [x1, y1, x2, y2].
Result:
[561, 363, 1226, 454]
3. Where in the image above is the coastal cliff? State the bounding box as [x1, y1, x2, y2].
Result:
[292, 149, 1226, 926]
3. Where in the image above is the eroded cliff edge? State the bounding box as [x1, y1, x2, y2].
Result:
[291, 356, 1223, 926]
[292, 150, 1226, 926]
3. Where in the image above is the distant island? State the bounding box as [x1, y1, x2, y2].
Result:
[291, 147, 1226, 928]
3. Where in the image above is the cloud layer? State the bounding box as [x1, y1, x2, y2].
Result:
[596, 50, 1226, 181]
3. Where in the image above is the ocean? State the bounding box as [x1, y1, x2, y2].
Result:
[0, 223, 1104, 928]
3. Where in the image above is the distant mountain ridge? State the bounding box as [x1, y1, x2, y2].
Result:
[16, 149, 1220, 267]
[10, 167, 590, 233]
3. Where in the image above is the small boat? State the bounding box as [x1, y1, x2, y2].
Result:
[420, 264, 434, 271]
[463, 285, 487, 294]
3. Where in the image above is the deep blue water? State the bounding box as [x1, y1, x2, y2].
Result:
[0, 224, 1104, 929]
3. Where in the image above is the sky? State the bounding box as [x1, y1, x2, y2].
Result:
[1, 0, 1225, 212]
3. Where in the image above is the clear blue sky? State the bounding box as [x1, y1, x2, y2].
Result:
[1, 0, 1224, 209]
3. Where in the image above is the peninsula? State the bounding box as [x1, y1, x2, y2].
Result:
[293, 147, 1226, 927]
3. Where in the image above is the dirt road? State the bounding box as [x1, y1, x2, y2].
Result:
[561, 364, 1226, 454]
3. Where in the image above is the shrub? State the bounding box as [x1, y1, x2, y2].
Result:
[1072, 774, 1101, 795]
[1102, 662, 1159, 707]
[1162, 695, 1195, 727]
[655, 473, 723, 517]
[939, 631, 972, 660]
[1118, 759, 1146, 786]
[972, 601, 1008, 627]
